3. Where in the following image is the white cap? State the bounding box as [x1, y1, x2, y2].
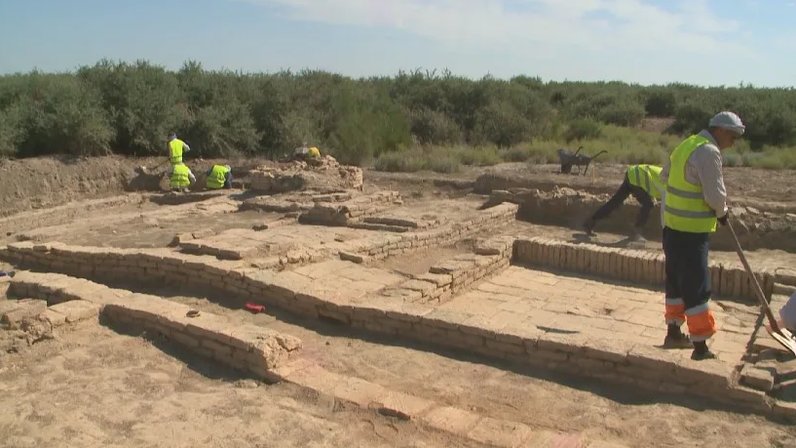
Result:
[709, 111, 745, 136]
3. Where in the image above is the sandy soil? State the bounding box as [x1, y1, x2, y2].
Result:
[112, 288, 796, 448]
[2, 155, 796, 448]
[0, 321, 469, 448]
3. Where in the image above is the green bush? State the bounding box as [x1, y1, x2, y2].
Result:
[373, 151, 425, 172]
[427, 154, 461, 173]
[455, 145, 502, 166]
[644, 90, 677, 116]
[0, 106, 21, 157]
[15, 74, 114, 156]
[409, 107, 463, 144]
[503, 146, 532, 162]
[563, 118, 603, 142]
[1, 60, 796, 164]
[78, 60, 186, 155]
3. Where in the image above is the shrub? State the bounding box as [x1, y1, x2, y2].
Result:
[455, 145, 502, 166]
[373, 151, 425, 172]
[427, 154, 461, 173]
[644, 90, 677, 116]
[78, 60, 186, 155]
[409, 107, 463, 145]
[563, 118, 602, 142]
[0, 106, 21, 157]
[503, 146, 532, 162]
[16, 74, 114, 156]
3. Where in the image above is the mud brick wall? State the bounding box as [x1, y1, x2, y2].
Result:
[512, 237, 774, 303]
[484, 188, 796, 253]
[363, 203, 518, 261]
[1, 242, 785, 417]
[8, 270, 301, 380]
[298, 191, 401, 226]
[381, 237, 514, 304]
[1, 196, 140, 235]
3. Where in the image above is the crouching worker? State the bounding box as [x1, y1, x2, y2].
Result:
[170, 163, 196, 193]
[206, 164, 232, 190]
[292, 143, 321, 162]
[583, 164, 663, 241]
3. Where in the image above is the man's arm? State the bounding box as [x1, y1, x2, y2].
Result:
[183, 141, 191, 152]
[660, 160, 670, 185]
[188, 169, 196, 184]
[692, 145, 728, 217]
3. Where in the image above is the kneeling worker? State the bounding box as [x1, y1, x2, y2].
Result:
[583, 164, 663, 240]
[206, 164, 232, 190]
[170, 163, 196, 193]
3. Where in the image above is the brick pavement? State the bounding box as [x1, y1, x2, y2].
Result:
[442, 266, 759, 368]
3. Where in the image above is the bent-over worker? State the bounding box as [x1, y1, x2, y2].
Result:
[583, 164, 663, 241]
[167, 133, 191, 166]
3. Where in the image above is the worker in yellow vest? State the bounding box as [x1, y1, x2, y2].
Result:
[170, 163, 196, 193]
[583, 164, 664, 241]
[292, 143, 321, 161]
[167, 133, 191, 166]
[660, 111, 745, 360]
[206, 164, 232, 190]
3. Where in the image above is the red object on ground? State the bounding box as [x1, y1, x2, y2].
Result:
[245, 302, 265, 314]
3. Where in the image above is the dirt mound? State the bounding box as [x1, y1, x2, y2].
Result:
[0, 155, 151, 218]
[249, 156, 364, 194]
[484, 186, 796, 252]
[0, 155, 278, 218]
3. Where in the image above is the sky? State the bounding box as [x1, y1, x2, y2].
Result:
[1, 0, 795, 87]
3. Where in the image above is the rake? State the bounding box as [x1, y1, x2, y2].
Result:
[727, 219, 796, 356]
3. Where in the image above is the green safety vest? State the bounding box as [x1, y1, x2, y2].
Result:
[626, 164, 663, 200]
[169, 138, 186, 164]
[170, 163, 191, 189]
[206, 165, 230, 189]
[663, 134, 717, 233]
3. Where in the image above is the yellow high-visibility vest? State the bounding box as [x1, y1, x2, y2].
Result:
[169, 138, 186, 164]
[627, 164, 663, 200]
[206, 165, 230, 189]
[663, 135, 717, 233]
[170, 163, 191, 189]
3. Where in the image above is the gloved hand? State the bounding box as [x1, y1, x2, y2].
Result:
[717, 210, 729, 226]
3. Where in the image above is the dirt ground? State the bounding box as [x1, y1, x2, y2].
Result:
[0, 321, 465, 448]
[2, 155, 796, 447]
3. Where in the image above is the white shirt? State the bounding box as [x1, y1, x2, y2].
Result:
[780, 291, 796, 331]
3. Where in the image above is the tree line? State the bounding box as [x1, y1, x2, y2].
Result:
[0, 60, 794, 164]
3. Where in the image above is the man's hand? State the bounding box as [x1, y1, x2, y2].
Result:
[717, 210, 729, 226]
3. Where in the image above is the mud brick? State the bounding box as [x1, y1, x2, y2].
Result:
[49, 300, 101, 323]
[720, 264, 733, 298]
[202, 338, 233, 357]
[626, 345, 677, 378]
[740, 365, 775, 392]
[1, 299, 47, 327]
[370, 391, 434, 421]
[466, 416, 533, 448]
[445, 330, 486, 350]
[570, 357, 615, 372]
[656, 382, 687, 395]
[484, 338, 525, 355]
[171, 331, 200, 348]
[420, 406, 481, 435]
[605, 250, 617, 279]
[643, 252, 655, 284]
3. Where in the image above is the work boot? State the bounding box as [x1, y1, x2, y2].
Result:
[629, 227, 646, 242]
[583, 218, 596, 236]
[690, 341, 717, 360]
[663, 325, 692, 349]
